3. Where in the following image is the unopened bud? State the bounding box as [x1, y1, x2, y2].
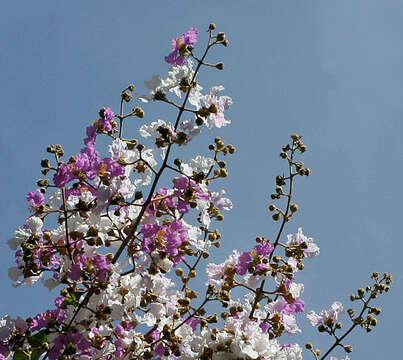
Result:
[132, 107, 145, 118]
[290, 203, 298, 212]
[217, 32, 226, 42]
[209, 23, 216, 31]
[215, 62, 224, 70]
[175, 268, 184, 277]
[344, 345, 353, 353]
[196, 117, 204, 126]
[41, 159, 51, 168]
[122, 91, 132, 102]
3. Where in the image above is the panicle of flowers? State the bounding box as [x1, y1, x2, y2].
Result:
[0, 23, 392, 360]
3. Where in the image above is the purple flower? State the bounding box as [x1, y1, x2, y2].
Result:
[53, 163, 74, 187]
[93, 255, 111, 282]
[99, 107, 115, 132]
[259, 322, 270, 333]
[173, 176, 190, 189]
[102, 158, 125, 177]
[254, 242, 274, 256]
[165, 28, 198, 66]
[142, 224, 159, 238]
[235, 251, 252, 275]
[26, 189, 44, 208]
[84, 125, 96, 147]
[255, 263, 270, 274]
[186, 317, 200, 331]
[69, 263, 83, 281]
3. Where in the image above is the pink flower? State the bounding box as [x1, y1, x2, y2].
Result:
[165, 28, 198, 66]
[235, 251, 252, 275]
[53, 163, 74, 187]
[99, 107, 115, 132]
[26, 189, 44, 208]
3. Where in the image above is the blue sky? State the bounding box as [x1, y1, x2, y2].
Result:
[0, 1, 401, 359]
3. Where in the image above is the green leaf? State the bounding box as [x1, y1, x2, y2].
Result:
[63, 291, 85, 307]
[13, 350, 28, 360]
[31, 347, 47, 360]
[28, 329, 47, 347]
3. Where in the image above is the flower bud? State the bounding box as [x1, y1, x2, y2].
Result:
[215, 62, 224, 70]
[217, 32, 226, 41]
[37, 179, 49, 187]
[290, 203, 298, 212]
[208, 104, 218, 115]
[196, 117, 204, 126]
[305, 343, 313, 350]
[132, 107, 145, 118]
[122, 91, 132, 102]
[41, 159, 51, 168]
[344, 345, 353, 353]
[175, 268, 184, 277]
[209, 23, 216, 31]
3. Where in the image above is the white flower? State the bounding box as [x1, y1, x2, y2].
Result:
[139, 119, 174, 139]
[187, 155, 215, 174]
[8, 227, 31, 250]
[108, 138, 127, 161]
[206, 250, 240, 286]
[289, 282, 304, 298]
[203, 86, 233, 129]
[287, 228, 320, 258]
[28, 216, 43, 235]
[140, 59, 203, 108]
[307, 301, 344, 326]
[211, 190, 233, 211]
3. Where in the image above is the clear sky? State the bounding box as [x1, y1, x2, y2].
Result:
[0, 1, 401, 359]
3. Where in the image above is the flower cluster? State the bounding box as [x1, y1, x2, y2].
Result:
[1, 24, 392, 360]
